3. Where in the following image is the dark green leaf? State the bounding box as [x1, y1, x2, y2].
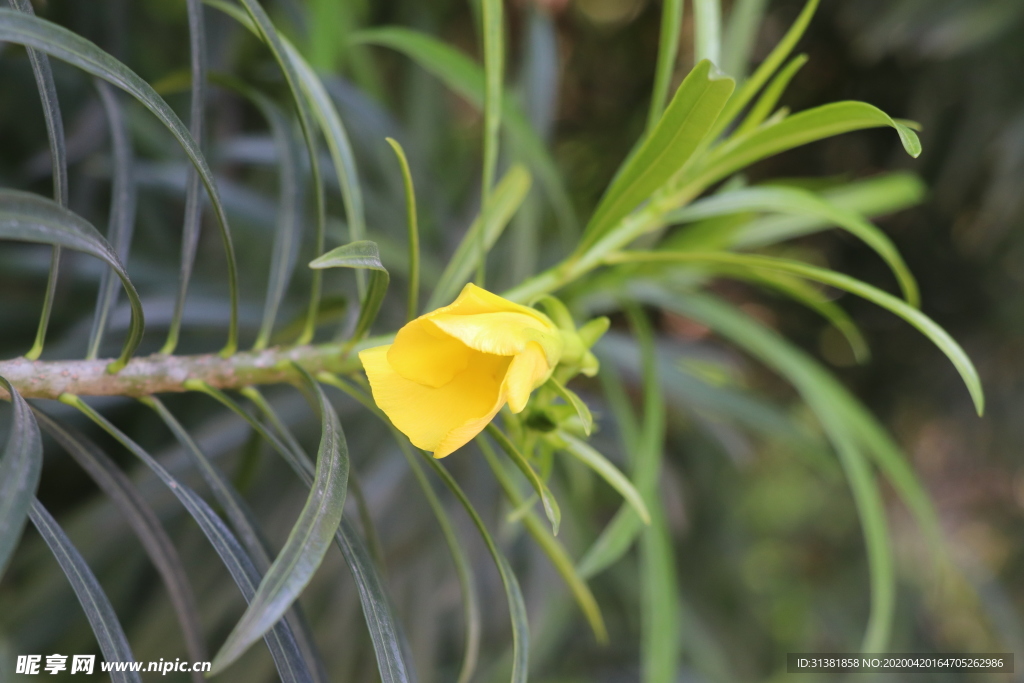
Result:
[486, 424, 561, 536]
[310, 240, 390, 342]
[0, 376, 42, 580]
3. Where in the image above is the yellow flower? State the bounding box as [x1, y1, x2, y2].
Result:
[359, 283, 563, 458]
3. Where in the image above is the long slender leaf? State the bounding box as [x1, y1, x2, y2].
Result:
[485, 424, 561, 536]
[162, 0, 209, 355]
[317, 373, 479, 683]
[428, 165, 532, 309]
[32, 411, 207, 681]
[385, 138, 421, 321]
[28, 500, 142, 683]
[0, 190, 143, 370]
[211, 365, 349, 674]
[197, 382, 416, 683]
[720, 0, 768, 78]
[478, 436, 608, 642]
[697, 101, 922, 190]
[556, 431, 650, 524]
[142, 396, 331, 683]
[309, 241, 390, 343]
[581, 60, 735, 251]
[609, 250, 984, 414]
[546, 377, 594, 435]
[734, 53, 808, 136]
[664, 184, 920, 305]
[693, 0, 722, 66]
[647, 292, 900, 651]
[63, 397, 316, 683]
[424, 453, 529, 683]
[0, 8, 240, 355]
[207, 76, 306, 352]
[479, 0, 504, 209]
[648, 0, 684, 131]
[352, 26, 576, 234]
[578, 306, 663, 578]
[88, 81, 137, 360]
[6, 0, 67, 361]
[709, 0, 820, 140]
[640, 491, 681, 683]
[0, 376, 42, 580]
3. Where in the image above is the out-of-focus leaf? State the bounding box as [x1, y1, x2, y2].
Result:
[734, 53, 808, 135]
[486, 425, 561, 536]
[33, 411, 207, 680]
[557, 432, 650, 525]
[478, 437, 608, 642]
[65, 397, 316, 683]
[479, 0, 504, 206]
[28, 500, 142, 683]
[648, 0, 684, 130]
[0, 8, 240, 355]
[0, 377, 42, 580]
[310, 241, 390, 342]
[664, 184, 920, 305]
[609, 251, 984, 414]
[693, 0, 721, 66]
[352, 27, 575, 234]
[720, 0, 768, 78]
[0, 190, 143, 370]
[211, 365, 349, 674]
[582, 60, 735, 251]
[428, 165, 532, 309]
[384, 138, 421, 321]
[6, 0, 67, 361]
[424, 453, 528, 683]
[87, 82, 137, 360]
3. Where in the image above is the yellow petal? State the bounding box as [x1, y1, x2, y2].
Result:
[434, 283, 555, 328]
[429, 311, 556, 358]
[503, 342, 551, 413]
[388, 318, 473, 387]
[359, 344, 512, 458]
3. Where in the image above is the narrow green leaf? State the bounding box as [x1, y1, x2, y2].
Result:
[649, 293, 900, 652]
[729, 172, 927, 248]
[556, 431, 650, 525]
[578, 306, 664, 578]
[641, 496, 681, 683]
[162, 0, 208, 355]
[699, 101, 922, 189]
[33, 411, 208, 678]
[424, 453, 529, 683]
[720, 0, 768, 78]
[6, 0, 67, 361]
[709, 0, 819, 140]
[309, 240, 390, 342]
[0, 377, 42, 580]
[352, 26, 576, 234]
[0, 190, 144, 371]
[88, 82, 137, 360]
[428, 165, 532, 309]
[28, 500, 142, 683]
[486, 424, 561, 536]
[384, 138, 421, 321]
[207, 78, 306, 352]
[318, 373, 480, 683]
[611, 250, 984, 414]
[664, 184, 920, 306]
[207, 383, 416, 683]
[211, 365, 349, 674]
[546, 377, 594, 435]
[693, 0, 722, 66]
[648, 0, 684, 131]
[478, 437, 608, 642]
[734, 53, 808, 136]
[64, 396, 316, 683]
[479, 0, 505, 251]
[0, 8, 240, 355]
[582, 60, 735, 251]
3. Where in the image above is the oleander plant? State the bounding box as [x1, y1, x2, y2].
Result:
[0, 0, 998, 681]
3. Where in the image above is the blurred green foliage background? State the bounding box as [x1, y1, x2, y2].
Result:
[1, 0, 1022, 681]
